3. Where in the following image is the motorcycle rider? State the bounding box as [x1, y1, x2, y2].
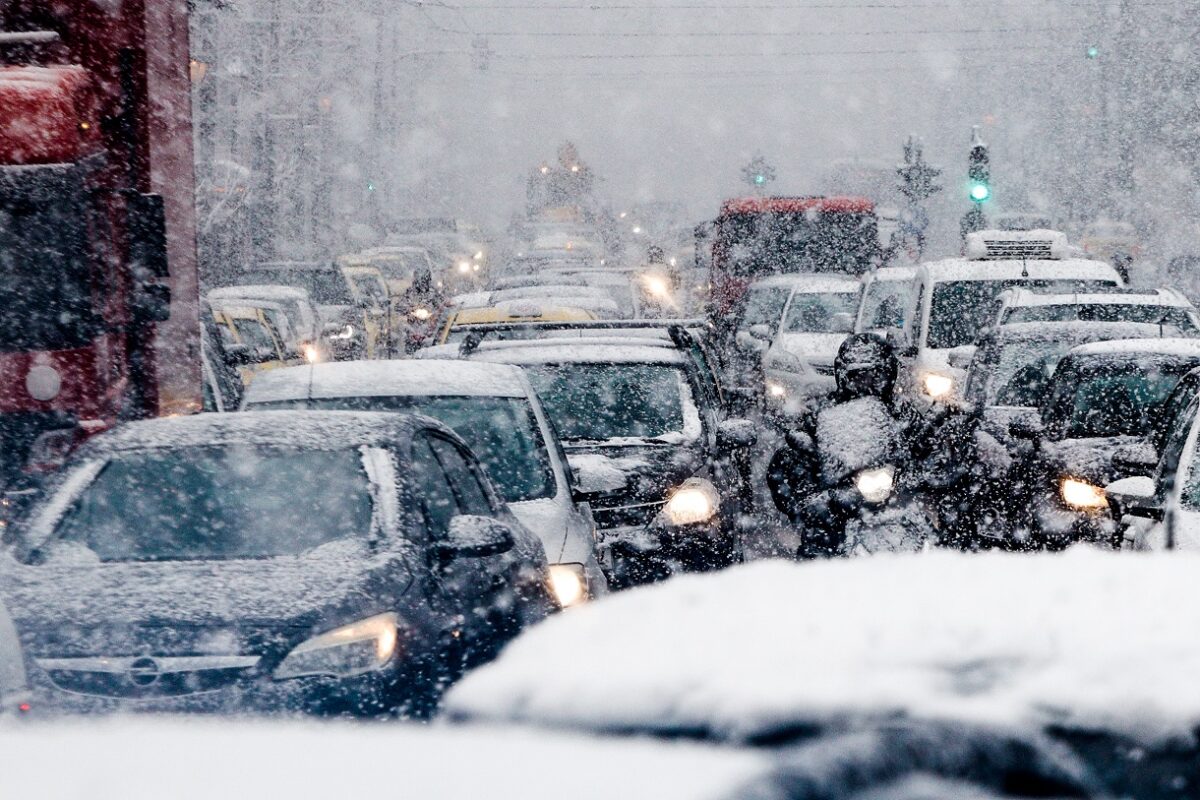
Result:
[766, 333, 955, 556]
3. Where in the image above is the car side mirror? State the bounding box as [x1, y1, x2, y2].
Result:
[830, 312, 855, 334]
[748, 324, 773, 341]
[1008, 416, 1044, 441]
[734, 331, 767, 354]
[1112, 442, 1159, 476]
[1106, 476, 1163, 522]
[717, 418, 758, 450]
[440, 515, 515, 559]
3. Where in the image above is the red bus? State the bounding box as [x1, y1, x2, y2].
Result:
[0, 1, 199, 484]
[707, 196, 882, 322]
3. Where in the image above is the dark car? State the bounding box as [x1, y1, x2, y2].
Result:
[1003, 338, 1200, 548]
[0, 411, 553, 717]
[423, 323, 758, 587]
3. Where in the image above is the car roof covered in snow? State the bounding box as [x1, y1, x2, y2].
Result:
[457, 337, 687, 366]
[750, 274, 861, 293]
[918, 259, 1121, 285]
[1067, 337, 1200, 360]
[863, 266, 917, 283]
[244, 360, 531, 405]
[445, 550, 1200, 746]
[208, 284, 312, 302]
[78, 410, 446, 456]
[1001, 287, 1192, 308]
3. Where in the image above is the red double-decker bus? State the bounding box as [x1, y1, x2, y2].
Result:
[0, 1, 199, 484]
[706, 196, 882, 324]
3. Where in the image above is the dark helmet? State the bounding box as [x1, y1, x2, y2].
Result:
[834, 333, 898, 401]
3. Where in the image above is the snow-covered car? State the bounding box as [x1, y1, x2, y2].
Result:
[1004, 338, 1200, 547]
[896, 230, 1122, 403]
[760, 274, 862, 409]
[0, 598, 29, 716]
[725, 275, 805, 397]
[445, 551, 1200, 798]
[206, 284, 322, 348]
[963, 321, 1165, 440]
[421, 331, 757, 587]
[994, 287, 1200, 334]
[854, 265, 916, 335]
[0, 412, 553, 717]
[242, 360, 608, 607]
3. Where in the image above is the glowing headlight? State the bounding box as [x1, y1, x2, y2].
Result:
[548, 563, 588, 608]
[1060, 478, 1107, 510]
[767, 381, 787, 399]
[473, 250, 484, 260]
[855, 465, 895, 504]
[642, 274, 670, 299]
[922, 372, 955, 399]
[411, 307, 432, 321]
[302, 344, 321, 363]
[457, 261, 472, 274]
[274, 612, 399, 680]
[663, 480, 720, 526]
[328, 324, 356, 341]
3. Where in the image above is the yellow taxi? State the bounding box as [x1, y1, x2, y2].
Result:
[209, 304, 299, 386]
[437, 304, 597, 344]
[336, 257, 395, 358]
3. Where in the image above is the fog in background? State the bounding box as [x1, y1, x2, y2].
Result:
[191, 0, 1200, 270]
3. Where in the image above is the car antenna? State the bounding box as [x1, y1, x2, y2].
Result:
[1021, 256, 1029, 279]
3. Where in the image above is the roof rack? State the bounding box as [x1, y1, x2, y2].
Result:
[457, 318, 707, 356]
[965, 229, 1070, 261]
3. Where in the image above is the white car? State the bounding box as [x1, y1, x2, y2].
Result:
[242, 360, 607, 607]
[760, 275, 862, 407]
[0, 599, 28, 715]
[896, 229, 1122, 402]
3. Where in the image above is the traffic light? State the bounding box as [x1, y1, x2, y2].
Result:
[754, 173, 766, 186]
[1086, 44, 1099, 59]
[967, 126, 990, 205]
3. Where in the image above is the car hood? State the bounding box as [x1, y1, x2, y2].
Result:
[0, 540, 411, 632]
[772, 332, 848, 364]
[566, 446, 704, 529]
[1041, 436, 1141, 484]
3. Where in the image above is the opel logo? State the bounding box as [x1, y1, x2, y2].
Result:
[126, 656, 161, 687]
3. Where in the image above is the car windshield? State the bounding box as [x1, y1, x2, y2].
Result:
[927, 279, 1117, 349]
[782, 291, 861, 333]
[740, 285, 791, 331]
[981, 338, 1081, 407]
[232, 318, 276, 351]
[1004, 303, 1199, 333]
[1045, 357, 1198, 439]
[523, 363, 695, 444]
[253, 396, 555, 502]
[49, 447, 374, 561]
[859, 280, 910, 331]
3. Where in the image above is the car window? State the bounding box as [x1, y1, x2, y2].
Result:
[740, 286, 790, 331]
[781, 291, 860, 333]
[428, 436, 495, 516]
[859, 281, 909, 330]
[927, 280, 1117, 349]
[1046, 357, 1197, 439]
[409, 437, 460, 538]
[232, 318, 276, 351]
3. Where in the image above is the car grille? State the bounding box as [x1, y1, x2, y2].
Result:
[36, 655, 262, 699]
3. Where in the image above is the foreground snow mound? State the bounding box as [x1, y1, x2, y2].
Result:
[447, 550, 1200, 744]
[0, 720, 765, 800]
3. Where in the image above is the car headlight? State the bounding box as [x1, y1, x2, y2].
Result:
[663, 479, 721, 526]
[642, 274, 671, 299]
[922, 372, 955, 399]
[548, 563, 589, 608]
[457, 261, 472, 274]
[274, 613, 399, 680]
[766, 380, 787, 399]
[1060, 478, 1107, 510]
[302, 344, 322, 363]
[411, 307, 432, 321]
[856, 465, 895, 504]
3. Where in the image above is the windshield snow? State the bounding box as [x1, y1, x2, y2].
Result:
[781, 292, 860, 333]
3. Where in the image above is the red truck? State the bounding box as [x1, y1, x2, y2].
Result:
[706, 196, 882, 325]
[0, 1, 199, 484]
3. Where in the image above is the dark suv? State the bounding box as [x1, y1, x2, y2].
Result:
[0, 411, 553, 717]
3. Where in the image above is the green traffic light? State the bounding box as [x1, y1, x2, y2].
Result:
[367, 181, 376, 192]
[969, 182, 991, 202]
[1086, 45, 1099, 59]
[754, 174, 765, 185]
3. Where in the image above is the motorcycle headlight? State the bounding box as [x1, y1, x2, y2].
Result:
[548, 563, 589, 608]
[922, 372, 955, 399]
[663, 479, 721, 526]
[411, 307, 432, 321]
[855, 465, 895, 504]
[1060, 478, 1107, 510]
[274, 613, 399, 680]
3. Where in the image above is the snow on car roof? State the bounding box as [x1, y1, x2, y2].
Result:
[244, 360, 530, 405]
[208, 284, 311, 302]
[446, 550, 1200, 745]
[81, 410, 439, 455]
[1003, 288, 1191, 308]
[991, 321, 1166, 343]
[750, 274, 861, 293]
[467, 340, 687, 366]
[919, 259, 1121, 284]
[1068, 337, 1200, 359]
[0, 720, 768, 800]
[864, 266, 917, 282]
